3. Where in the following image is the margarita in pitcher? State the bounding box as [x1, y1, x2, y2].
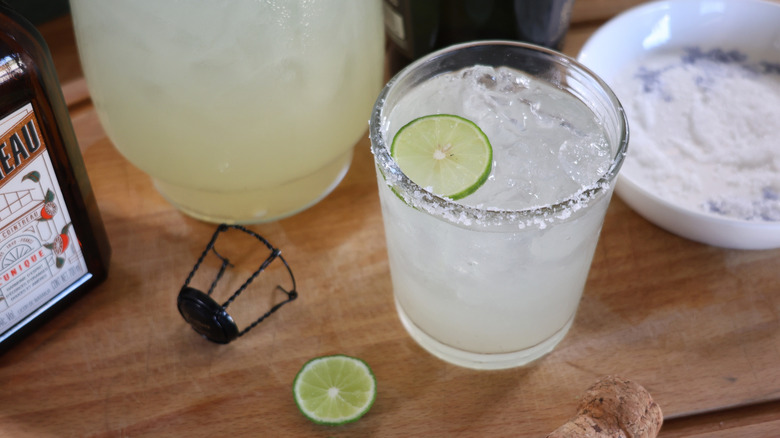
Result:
[70, 0, 384, 223]
[370, 42, 627, 369]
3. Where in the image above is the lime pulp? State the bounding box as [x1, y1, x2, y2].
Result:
[390, 114, 493, 200]
[292, 354, 377, 426]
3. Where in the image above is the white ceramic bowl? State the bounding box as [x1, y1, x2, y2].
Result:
[578, 0, 780, 250]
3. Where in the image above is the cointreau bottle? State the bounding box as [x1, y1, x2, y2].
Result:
[0, 3, 110, 352]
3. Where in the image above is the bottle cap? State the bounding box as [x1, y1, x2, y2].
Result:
[177, 286, 239, 344]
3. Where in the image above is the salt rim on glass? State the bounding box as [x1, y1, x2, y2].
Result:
[370, 41, 628, 233]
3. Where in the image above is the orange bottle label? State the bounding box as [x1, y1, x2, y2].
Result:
[0, 103, 89, 332]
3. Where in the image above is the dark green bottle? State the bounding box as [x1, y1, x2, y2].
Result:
[384, 0, 574, 74]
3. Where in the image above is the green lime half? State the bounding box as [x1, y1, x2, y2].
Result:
[293, 354, 377, 426]
[391, 114, 493, 200]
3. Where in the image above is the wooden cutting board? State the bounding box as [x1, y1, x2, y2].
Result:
[1, 101, 778, 436]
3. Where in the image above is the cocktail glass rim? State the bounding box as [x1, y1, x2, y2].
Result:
[369, 40, 629, 229]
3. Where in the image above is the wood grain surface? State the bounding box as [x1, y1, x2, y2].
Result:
[0, 3, 778, 437]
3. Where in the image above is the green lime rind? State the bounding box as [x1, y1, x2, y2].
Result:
[390, 114, 493, 200]
[293, 354, 377, 426]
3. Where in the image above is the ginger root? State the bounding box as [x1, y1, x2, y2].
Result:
[546, 375, 663, 438]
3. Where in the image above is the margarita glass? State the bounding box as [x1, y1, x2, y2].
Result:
[370, 41, 628, 369]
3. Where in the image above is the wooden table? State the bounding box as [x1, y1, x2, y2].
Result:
[2, 3, 780, 437]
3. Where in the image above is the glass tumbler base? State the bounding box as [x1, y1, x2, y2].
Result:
[152, 150, 353, 224]
[395, 298, 574, 370]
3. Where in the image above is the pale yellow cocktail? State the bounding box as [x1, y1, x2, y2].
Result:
[71, 0, 385, 223]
